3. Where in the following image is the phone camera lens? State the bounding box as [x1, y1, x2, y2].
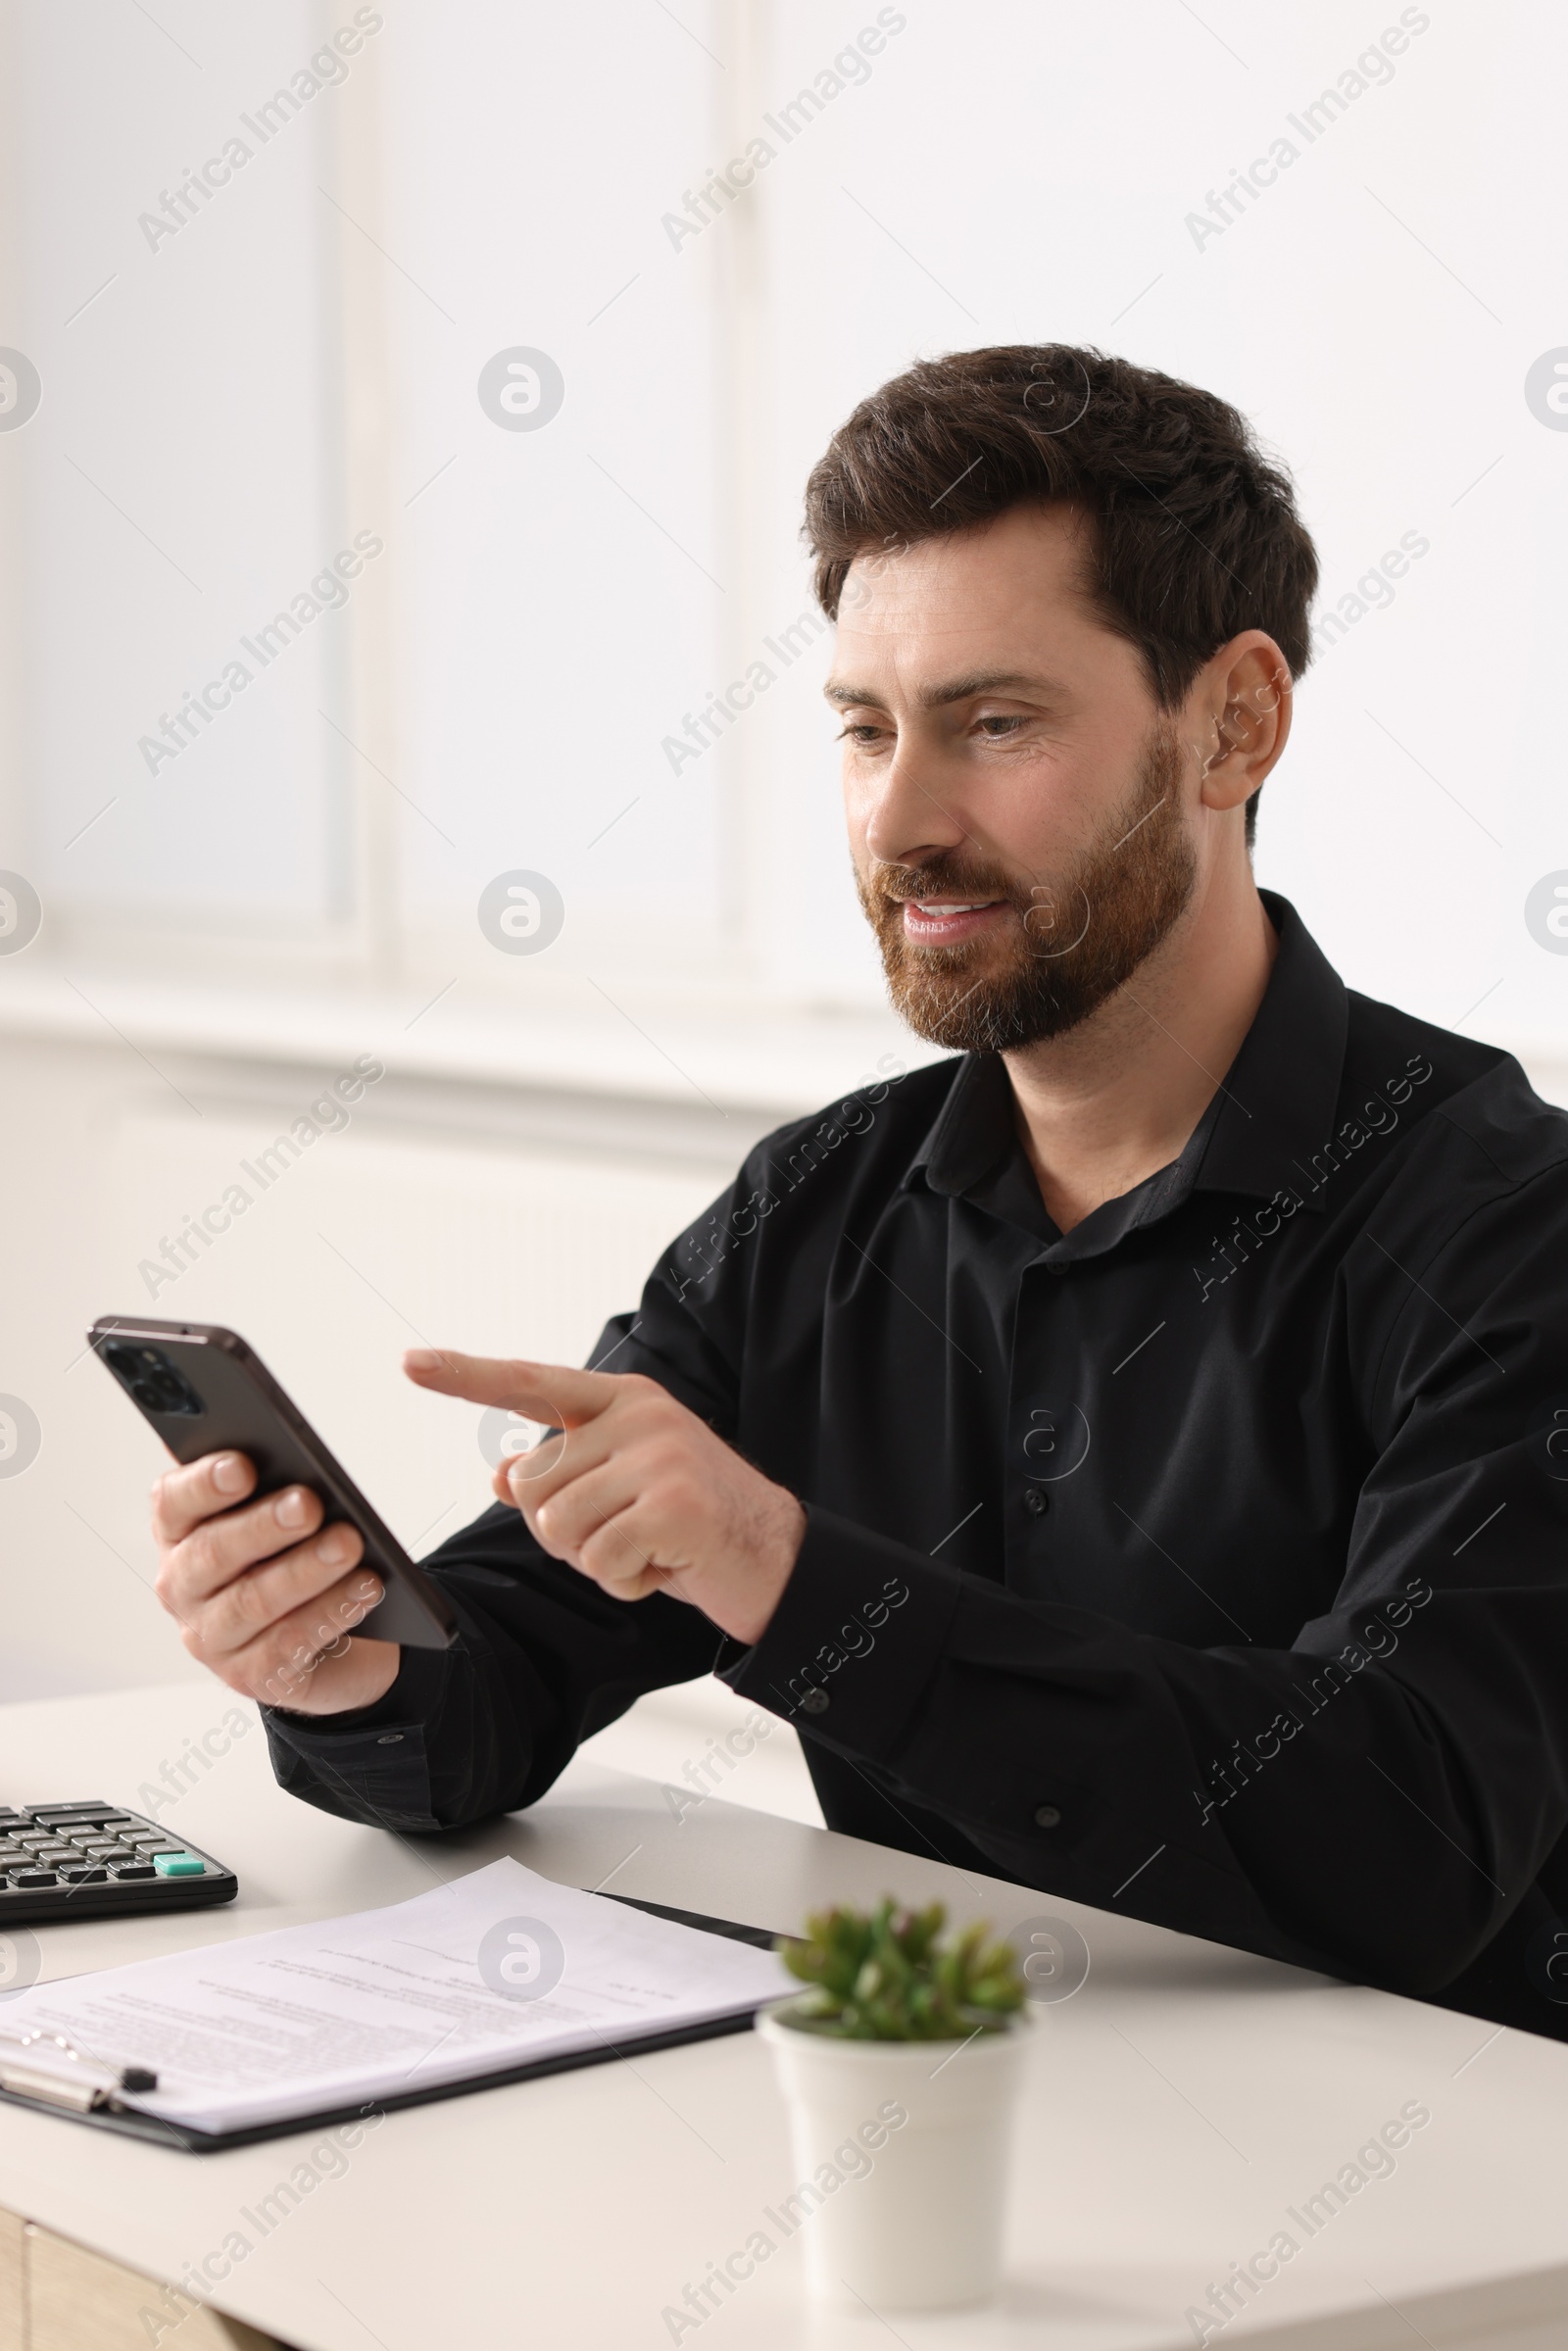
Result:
[103, 1343, 202, 1416]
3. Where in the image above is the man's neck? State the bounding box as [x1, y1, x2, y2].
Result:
[1004, 876, 1279, 1235]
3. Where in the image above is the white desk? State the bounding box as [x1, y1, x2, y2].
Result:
[0, 1680, 1563, 2351]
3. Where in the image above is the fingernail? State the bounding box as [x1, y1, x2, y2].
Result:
[357, 1577, 382, 1603]
[274, 1488, 308, 1529]
[212, 1453, 246, 1494]
[405, 1348, 440, 1370]
[317, 1527, 350, 1565]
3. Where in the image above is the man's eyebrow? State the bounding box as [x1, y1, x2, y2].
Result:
[823, 668, 1063, 710]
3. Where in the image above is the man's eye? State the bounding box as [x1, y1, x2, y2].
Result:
[978, 714, 1026, 737]
[838, 723, 886, 745]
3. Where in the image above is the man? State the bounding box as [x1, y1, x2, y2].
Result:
[152, 346, 1568, 2039]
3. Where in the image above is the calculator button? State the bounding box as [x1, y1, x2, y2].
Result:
[10, 1871, 57, 1887]
[111, 1864, 158, 1881]
[152, 1853, 205, 1878]
[60, 1866, 108, 1884]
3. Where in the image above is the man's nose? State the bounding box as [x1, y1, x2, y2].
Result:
[861, 737, 971, 869]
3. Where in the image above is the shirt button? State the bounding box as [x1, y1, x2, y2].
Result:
[376, 1734, 404, 1745]
[1022, 1487, 1050, 1517]
[798, 1689, 830, 1716]
[1033, 1804, 1062, 1829]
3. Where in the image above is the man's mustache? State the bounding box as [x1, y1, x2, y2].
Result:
[869, 862, 1028, 907]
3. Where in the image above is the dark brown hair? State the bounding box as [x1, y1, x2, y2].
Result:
[804, 345, 1319, 845]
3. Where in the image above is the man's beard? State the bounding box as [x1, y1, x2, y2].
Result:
[856, 723, 1198, 1053]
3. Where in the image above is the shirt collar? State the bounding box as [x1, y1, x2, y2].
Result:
[905, 892, 1349, 1250]
[1185, 891, 1348, 1214]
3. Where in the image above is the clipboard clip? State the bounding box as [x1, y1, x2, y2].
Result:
[0, 2029, 157, 2113]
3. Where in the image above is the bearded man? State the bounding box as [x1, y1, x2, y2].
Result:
[152, 347, 1568, 2040]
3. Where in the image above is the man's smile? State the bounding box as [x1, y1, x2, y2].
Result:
[900, 897, 1009, 945]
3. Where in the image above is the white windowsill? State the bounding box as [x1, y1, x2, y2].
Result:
[0, 958, 944, 1122]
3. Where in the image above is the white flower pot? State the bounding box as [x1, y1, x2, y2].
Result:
[757, 2004, 1030, 2311]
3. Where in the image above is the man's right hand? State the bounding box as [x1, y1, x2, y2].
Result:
[151, 1451, 402, 1716]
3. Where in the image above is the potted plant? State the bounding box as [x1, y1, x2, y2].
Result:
[757, 1899, 1029, 2310]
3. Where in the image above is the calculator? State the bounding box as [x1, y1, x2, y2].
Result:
[0, 1802, 237, 1924]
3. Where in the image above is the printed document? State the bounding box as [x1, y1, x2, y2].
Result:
[0, 1857, 788, 2133]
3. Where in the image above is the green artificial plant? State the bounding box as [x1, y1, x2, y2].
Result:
[775, 1898, 1026, 2040]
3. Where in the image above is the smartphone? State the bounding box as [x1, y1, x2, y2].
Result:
[90, 1316, 457, 1652]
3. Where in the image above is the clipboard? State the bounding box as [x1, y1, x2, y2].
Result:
[0, 1894, 777, 2154]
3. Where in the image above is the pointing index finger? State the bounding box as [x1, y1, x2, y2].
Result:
[402, 1348, 617, 1426]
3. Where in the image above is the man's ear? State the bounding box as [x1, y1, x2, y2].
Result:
[1192, 633, 1293, 811]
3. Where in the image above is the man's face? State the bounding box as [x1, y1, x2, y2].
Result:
[829, 503, 1201, 1053]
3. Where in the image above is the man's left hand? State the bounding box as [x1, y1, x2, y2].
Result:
[403, 1349, 806, 1646]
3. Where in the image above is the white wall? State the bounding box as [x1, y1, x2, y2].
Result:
[0, 1015, 832, 1816]
[0, 1028, 738, 1697]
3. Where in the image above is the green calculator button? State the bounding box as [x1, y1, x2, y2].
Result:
[152, 1851, 205, 1877]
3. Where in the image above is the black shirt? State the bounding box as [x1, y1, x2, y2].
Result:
[266, 893, 1568, 2039]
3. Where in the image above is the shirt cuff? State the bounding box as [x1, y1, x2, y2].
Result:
[264, 1640, 454, 1739]
[262, 1644, 457, 1830]
[720, 1503, 962, 1762]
